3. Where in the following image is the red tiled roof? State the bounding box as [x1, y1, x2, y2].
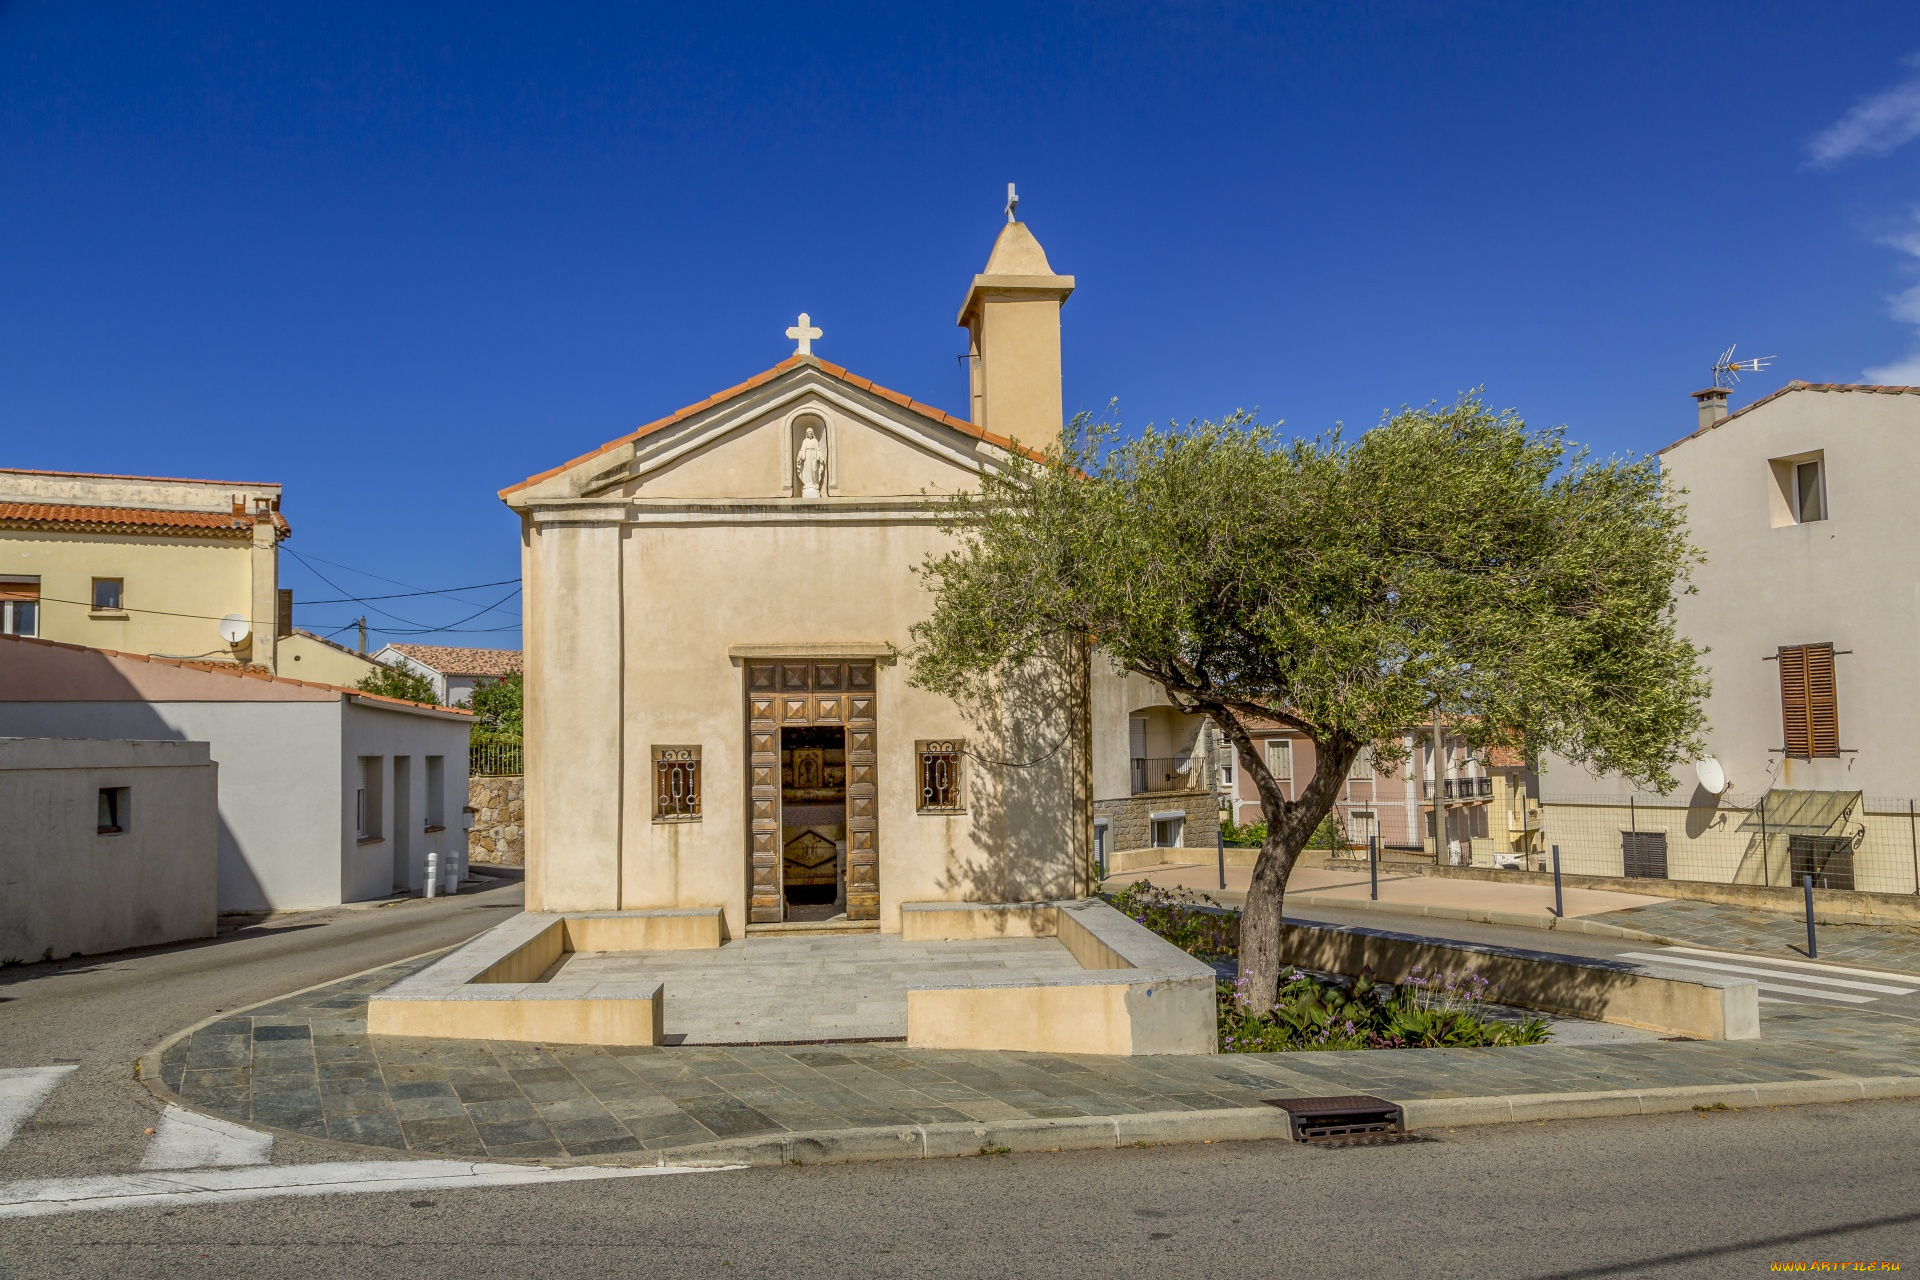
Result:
[386, 644, 522, 678]
[500, 354, 1051, 499]
[0, 502, 292, 538]
[1658, 381, 1920, 455]
[0, 632, 471, 715]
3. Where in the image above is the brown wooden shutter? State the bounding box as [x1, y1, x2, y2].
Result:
[1805, 643, 1839, 758]
[276, 588, 294, 638]
[1778, 645, 1810, 758]
[1779, 643, 1840, 759]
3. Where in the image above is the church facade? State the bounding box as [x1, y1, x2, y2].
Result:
[502, 214, 1093, 936]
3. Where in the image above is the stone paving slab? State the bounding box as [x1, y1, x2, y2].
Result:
[141, 946, 1920, 1164]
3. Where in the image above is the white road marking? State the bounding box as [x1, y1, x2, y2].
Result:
[0, 1158, 740, 1219]
[1750, 983, 1878, 1004]
[140, 1104, 273, 1170]
[1618, 952, 1915, 996]
[1659, 946, 1920, 985]
[0, 1066, 76, 1152]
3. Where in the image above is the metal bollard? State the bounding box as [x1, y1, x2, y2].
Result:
[425, 850, 439, 899]
[1216, 825, 1226, 892]
[1551, 844, 1564, 919]
[1369, 834, 1378, 901]
[1804, 874, 1818, 959]
[445, 851, 461, 896]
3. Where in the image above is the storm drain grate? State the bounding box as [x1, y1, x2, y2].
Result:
[1263, 1095, 1424, 1146]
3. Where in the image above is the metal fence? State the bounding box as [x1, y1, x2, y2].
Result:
[470, 740, 523, 777]
[1532, 791, 1920, 895]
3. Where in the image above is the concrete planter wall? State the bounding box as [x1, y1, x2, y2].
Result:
[468, 774, 524, 865]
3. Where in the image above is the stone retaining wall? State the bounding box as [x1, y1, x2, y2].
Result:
[467, 774, 524, 866]
[1094, 791, 1221, 858]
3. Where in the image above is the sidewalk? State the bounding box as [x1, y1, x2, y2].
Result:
[1105, 861, 1665, 920]
[142, 946, 1920, 1168]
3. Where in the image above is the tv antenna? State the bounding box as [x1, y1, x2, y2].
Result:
[1712, 345, 1774, 389]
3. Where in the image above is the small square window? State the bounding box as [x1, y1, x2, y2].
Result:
[1769, 452, 1828, 527]
[653, 746, 701, 820]
[1265, 739, 1292, 781]
[97, 786, 129, 834]
[92, 578, 123, 611]
[1795, 461, 1825, 523]
[1150, 816, 1184, 848]
[916, 740, 964, 812]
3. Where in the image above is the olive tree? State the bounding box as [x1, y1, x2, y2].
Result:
[909, 397, 1708, 1006]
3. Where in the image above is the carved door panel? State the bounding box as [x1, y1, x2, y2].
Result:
[843, 662, 878, 921]
[746, 658, 880, 923]
[747, 663, 782, 923]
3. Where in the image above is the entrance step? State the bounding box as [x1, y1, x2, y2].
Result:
[746, 919, 882, 937]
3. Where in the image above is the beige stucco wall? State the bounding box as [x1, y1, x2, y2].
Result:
[279, 632, 383, 687]
[512, 373, 1091, 935]
[1544, 387, 1920, 811]
[0, 530, 261, 664]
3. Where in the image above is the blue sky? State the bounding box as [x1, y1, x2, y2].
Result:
[6, 2, 1920, 651]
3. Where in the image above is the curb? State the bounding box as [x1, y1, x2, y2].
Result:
[1283, 893, 1677, 944]
[591, 1073, 1920, 1167]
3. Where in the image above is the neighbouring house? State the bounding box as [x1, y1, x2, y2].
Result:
[371, 644, 522, 707]
[280, 628, 385, 687]
[0, 467, 292, 672]
[0, 633, 473, 912]
[500, 210, 1090, 933]
[1218, 722, 1538, 867]
[1, 736, 218, 960]
[1536, 381, 1920, 894]
[1090, 658, 1224, 871]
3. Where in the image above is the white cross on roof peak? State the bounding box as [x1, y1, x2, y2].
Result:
[785, 313, 823, 357]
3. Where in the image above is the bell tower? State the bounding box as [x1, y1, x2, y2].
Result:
[957, 185, 1075, 453]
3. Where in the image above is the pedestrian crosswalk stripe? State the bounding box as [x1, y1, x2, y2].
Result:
[0, 1066, 76, 1153]
[1660, 946, 1920, 986]
[1618, 951, 1915, 996]
[140, 1105, 272, 1171]
[1749, 982, 1878, 1004]
[0, 1158, 741, 1219]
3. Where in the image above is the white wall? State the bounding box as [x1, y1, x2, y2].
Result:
[339, 698, 472, 901]
[0, 737, 218, 957]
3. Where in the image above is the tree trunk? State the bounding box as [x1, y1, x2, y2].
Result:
[1234, 740, 1356, 1009]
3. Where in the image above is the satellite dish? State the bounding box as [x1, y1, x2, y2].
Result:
[1694, 757, 1727, 795]
[218, 613, 250, 646]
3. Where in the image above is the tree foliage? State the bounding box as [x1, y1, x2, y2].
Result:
[909, 396, 1709, 1005]
[357, 662, 439, 706]
[467, 672, 524, 738]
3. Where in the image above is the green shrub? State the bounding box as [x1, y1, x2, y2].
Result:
[1103, 881, 1238, 958]
[356, 664, 438, 705]
[1221, 811, 1345, 851]
[468, 672, 523, 737]
[1217, 967, 1550, 1052]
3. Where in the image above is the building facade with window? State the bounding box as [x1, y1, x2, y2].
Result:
[1535, 382, 1920, 893]
[0, 633, 472, 910]
[0, 468, 290, 672]
[371, 643, 523, 707]
[505, 213, 1091, 934]
[1089, 658, 1223, 870]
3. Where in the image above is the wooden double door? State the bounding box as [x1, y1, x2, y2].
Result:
[747, 659, 878, 922]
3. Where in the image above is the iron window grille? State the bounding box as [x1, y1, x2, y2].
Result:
[653, 746, 701, 820]
[917, 740, 964, 812]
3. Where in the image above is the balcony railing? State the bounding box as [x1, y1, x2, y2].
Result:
[1423, 777, 1493, 800]
[1131, 756, 1205, 795]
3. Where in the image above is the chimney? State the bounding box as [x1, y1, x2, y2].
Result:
[956, 204, 1074, 454]
[1691, 388, 1730, 432]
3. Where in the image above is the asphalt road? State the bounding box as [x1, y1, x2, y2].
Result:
[3, 876, 1917, 1278]
[4, 1100, 1917, 1279]
[0, 871, 526, 1181]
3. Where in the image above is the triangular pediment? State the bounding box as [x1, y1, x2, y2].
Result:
[503, 358, 1043, 507]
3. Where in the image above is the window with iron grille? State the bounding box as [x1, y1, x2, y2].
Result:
[1620, 830, 1668, 879]
[917, 740, 964, 812]
[1778, 643, 1840, 759]
[1788, 834, 1855, 892]
[653, 746, 701, 820]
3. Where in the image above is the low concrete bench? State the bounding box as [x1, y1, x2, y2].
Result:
[898, 899, 1219, 1055]
[366, 908, 723, 1046]
[1278, 919, 1760, 1041]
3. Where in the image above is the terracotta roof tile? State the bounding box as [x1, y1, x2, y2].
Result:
[0, 632, 470, 715]
[385, 644, 523, 678]
[499, 355, 1051, 499]
[0, 502, 291, 538]
[1658, 381, 1920, 455]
